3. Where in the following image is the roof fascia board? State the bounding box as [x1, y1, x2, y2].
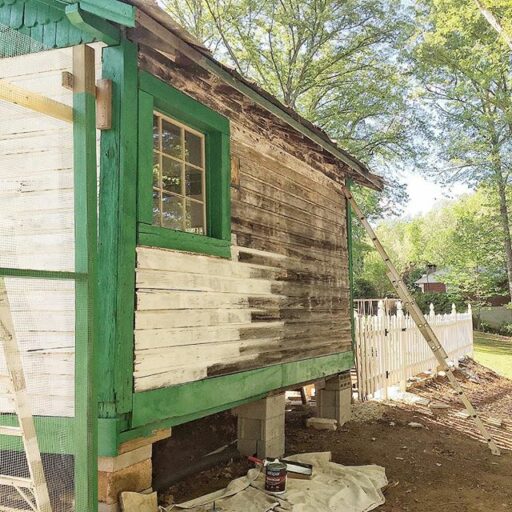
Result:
[79, 0, 136, 27]
[66, 3, 120, 45]
[35, 0, 135, 28]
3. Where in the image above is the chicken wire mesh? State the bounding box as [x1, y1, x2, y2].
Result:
[0, 34, 80, 512]
[0, 278, 75, 512]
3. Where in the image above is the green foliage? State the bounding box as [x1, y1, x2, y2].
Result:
[409, 0, 512, 297]
[368, 188, 509, 303]
[354, 250, 395, 299]
[162, 0, 417, 205]
[353, 278, 379, 300]
[499, 322, 512, 336]
[413, 291, 466, 315]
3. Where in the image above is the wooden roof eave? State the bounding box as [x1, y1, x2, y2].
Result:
[126, 5, 384, 191]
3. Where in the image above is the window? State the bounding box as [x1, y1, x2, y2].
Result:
[138, 72, 231, 258]
[152, 113, 207, 235]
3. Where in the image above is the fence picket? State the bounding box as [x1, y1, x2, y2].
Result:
[355, 304, 474, 400]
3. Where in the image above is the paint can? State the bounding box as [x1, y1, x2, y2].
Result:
[265, 459, 287, 495]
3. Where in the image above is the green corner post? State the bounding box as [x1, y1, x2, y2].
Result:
[346, 179, 356, 351]
[73, 44, 99, 511]
[97, 38, 138, 445]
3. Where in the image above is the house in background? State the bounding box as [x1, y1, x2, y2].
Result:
[415, 265, 447, 293]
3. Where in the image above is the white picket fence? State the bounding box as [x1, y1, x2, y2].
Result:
[354, 301, 474, 400]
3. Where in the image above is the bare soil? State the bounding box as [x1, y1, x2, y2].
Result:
[156, 359, 512, 511]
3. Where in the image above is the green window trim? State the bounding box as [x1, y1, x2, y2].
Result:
[137, 71, 231, 258]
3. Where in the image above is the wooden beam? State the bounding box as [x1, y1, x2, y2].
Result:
[0, 80, 73, 123]
[131, 351, 354, 427]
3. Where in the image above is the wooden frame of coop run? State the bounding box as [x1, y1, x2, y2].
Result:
[0, 0, 383, 510]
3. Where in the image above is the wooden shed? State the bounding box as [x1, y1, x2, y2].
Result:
[0, 0, 382, 510]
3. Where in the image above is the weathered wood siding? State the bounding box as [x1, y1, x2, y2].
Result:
[134, 47, 351, 392]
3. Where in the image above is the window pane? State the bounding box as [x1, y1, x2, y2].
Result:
[185, 199, 205, 235]
[162, 156, 182, 195]
[153, 115, 160, 151]
[185, 131, 203, 167]
[152, 190, 161, 225]
[161, 119, 182, 158]
[185, 166, 203, 201]
[162, 194, 184, 230]
[153, 154, 160, 188]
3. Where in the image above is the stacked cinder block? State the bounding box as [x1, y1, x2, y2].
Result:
[234, 394, 285, 459]
[317, 372, 352, 426]
[98, 429, 171, 512]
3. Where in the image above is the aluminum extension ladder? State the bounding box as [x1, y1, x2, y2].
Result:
[0, 277, 52, 512]
[344, 186, 501, 456]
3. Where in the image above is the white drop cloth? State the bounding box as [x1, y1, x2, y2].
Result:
[167, 452, 386, 512]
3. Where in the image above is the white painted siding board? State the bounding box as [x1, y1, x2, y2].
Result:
[136, 269, 274, 294]
[134, 246, 287, 390]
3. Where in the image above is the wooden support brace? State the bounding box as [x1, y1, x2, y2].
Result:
[62, 72, 113, 130]
[96, 79, 113, 130]
[0, 80, 73, 123]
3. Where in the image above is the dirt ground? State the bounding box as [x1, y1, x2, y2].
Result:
[156, 359, 512, 511]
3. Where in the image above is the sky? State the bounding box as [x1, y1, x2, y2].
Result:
[401, 172, 471, 218]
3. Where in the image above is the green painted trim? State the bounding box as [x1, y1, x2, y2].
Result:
[139, 72, 229, 135]
[346, 179, 356, 350]
[138, 224, 232, 259]
[137, 90, 154, 224]
[137, 71, 231, 257]
[0, 415, 75, 454]
[119, 393, 265, 446]
[65, 3, 120, 45]
[33, 0, 68, 12]
[0, 267, 85, 280]
[97, 40, 138, 419]
[79, 0, 136, 27]
[0, 0, 95, 56]
[132, 351, 354, 428]
[72, 46, 98, 511]
[97, 417, 126, 457]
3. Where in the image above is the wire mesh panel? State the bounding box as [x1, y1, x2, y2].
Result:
[0, 45, 75, 273]
[0, 277, 75, 512]
[0, 32, 96, 512]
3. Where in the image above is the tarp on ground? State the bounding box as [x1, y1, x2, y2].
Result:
[167, 452, 387, 512]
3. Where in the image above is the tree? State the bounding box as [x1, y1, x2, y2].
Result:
[163, 0, 420, 298]
[162, 0, 418, 183]
[371, 189, 508, 304]
[410, 0, 512, 298]
[473, 0, 512, 50]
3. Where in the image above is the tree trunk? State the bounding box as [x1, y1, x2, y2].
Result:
[497, 179, 512, 300]
[473, 0, 512, 51]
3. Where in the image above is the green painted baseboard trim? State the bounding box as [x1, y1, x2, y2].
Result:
[0, 352, 353, 457]
[131, 351, 354, 428]
[98, 417, 126, 457]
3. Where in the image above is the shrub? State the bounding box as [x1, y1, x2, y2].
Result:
[499, 322, 512, 336]
[413, 292, 466, 315]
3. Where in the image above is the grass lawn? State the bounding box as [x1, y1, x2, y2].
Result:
[473, 331, 512, 379]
